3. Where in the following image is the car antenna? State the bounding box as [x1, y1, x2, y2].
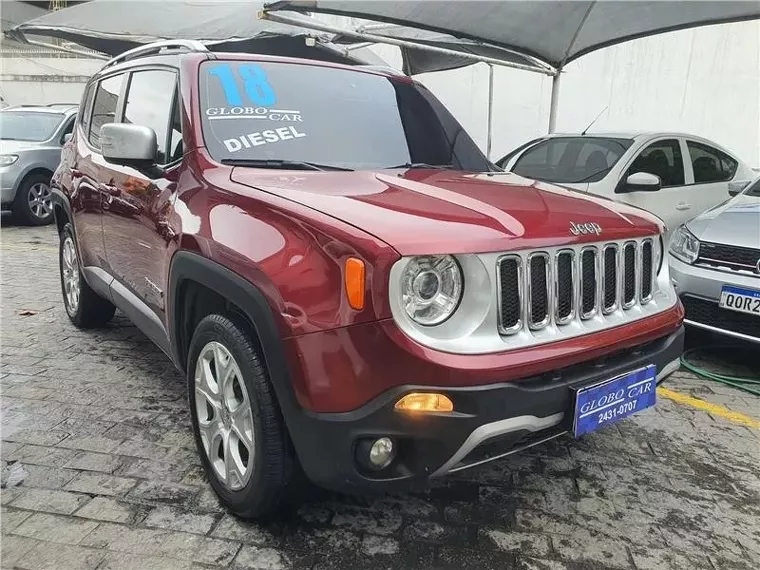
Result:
[581, 106, 608, 136]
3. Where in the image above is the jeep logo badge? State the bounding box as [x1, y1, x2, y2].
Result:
[570, 221, 602, 236]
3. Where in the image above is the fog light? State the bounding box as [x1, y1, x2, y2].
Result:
[395, 392, 454, 413]
[369, 437, 394, 469]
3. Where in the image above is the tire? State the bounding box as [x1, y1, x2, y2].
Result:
[187, 314, 297, 518]
[59, 223, 116, 328]
[13, 173, 55, 226]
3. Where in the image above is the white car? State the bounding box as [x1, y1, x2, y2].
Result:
[496, 132, 756, 237]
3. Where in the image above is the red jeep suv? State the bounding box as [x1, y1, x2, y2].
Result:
[52, 41, 684, 518]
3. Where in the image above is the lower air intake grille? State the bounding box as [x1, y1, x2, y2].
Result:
[682, 295, 760, 339]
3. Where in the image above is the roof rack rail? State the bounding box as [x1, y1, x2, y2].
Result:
[102, 40, 209, 70]
[356, 64, 405, 76]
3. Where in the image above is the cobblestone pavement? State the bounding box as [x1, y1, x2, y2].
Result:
[1, 221, 759, 570]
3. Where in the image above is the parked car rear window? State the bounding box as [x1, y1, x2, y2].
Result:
[0, 111, 64, 142]
[198, 60, 491, 171]
[512, 137, 633, 183]
[687, 141, 738, 183]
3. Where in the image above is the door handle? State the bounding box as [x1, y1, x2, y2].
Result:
[676, 202, 691, 211]
[99, 183, 121, 196]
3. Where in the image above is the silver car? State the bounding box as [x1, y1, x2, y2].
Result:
[669, 176, 760, 344]
[0, 105, 77, 225]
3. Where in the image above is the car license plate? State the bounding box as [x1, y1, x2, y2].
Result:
[719, 285, 760, 317]
[573, 365, 657, 438]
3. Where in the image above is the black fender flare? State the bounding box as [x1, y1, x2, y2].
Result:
[50, 187, 73, 233]
[167, 251, 302, 426]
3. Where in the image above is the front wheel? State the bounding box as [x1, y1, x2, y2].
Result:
[187, 314, 297, 518]
[13, 173, 55, 225]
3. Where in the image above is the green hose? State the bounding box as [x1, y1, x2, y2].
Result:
[680, 347, 760, 397]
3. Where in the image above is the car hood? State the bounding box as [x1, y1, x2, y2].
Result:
[0, 140, 41, 153]
[686, 192, 760, 249]
[230, 168, 664, 255]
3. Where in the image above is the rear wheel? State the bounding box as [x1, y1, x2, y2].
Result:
[13, 173, 55, 225]
[187, 314, 297, 518]
[59, 223, 116, 328]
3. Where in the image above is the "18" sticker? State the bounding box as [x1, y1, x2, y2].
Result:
[208, 63, 276, 107]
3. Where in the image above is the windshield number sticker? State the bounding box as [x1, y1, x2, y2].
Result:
[224, 126, 307, 153]
[208, 63, 276, 107]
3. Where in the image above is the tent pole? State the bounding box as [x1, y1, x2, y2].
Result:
[486, 64, 494, 159]
[18, 38, 109, 60]
[259, 11, 555, 75]
[548, 70, 561, 133]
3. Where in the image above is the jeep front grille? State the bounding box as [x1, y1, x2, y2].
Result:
[498, 238, 656, 335]
[555, 251, 574, 324]
[498, 257, 521, 332]
[580, 248, 597, 318]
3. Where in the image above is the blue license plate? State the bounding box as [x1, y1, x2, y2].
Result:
[573, 364, 657, 438]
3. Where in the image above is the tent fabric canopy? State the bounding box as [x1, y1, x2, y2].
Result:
[8, 0, 551, 75]
[331, 26, 543, 75]
[7, 0, 388, 67]
[267, 0, 760, 69]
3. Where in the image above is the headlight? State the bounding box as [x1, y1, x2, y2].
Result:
[669, 226, 700, 264]
[0, 154, 19, 166]
[401, 255, 463, 325]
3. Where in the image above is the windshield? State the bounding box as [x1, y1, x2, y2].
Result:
[512, 137, 634, 183]
[199, 60, 491, 171]
[0, 111, 64, 142]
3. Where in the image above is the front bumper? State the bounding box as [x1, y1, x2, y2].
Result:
[290, 326, 684, 492]
[0, 167, 21, 205]
[669, 254, 760, 343]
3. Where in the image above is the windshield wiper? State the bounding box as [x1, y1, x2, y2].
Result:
[221, 159, 353, 171]
[576, 166, 613, 183]
[387, 162, 454, 169]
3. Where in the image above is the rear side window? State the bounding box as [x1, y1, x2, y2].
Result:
[628, 139, 685, 187]
[687, 141, 738, 183]
[123, 69, 178, 165]
[79, 83, 95, 135]
[512, 137, 633, 183]
[89, 74, 125, 148]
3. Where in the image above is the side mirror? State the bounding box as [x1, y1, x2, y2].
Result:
[621, 171, 661, 193]
[62, 133, 72, 144]
[728, 180, 749, 196]
[101, 123, 157, 168]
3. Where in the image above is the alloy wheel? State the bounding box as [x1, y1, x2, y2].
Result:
[61, 236, 81, 313]
[28, 182, 53, 220]
[194, 341, 255, 491]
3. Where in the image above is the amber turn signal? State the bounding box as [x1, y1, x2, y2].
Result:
[394, 392, 454, 413]
[345, 257, 365, 310]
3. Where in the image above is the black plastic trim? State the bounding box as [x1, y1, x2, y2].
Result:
[166, 251, 303, 429]
[287, 325, 685, 492]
